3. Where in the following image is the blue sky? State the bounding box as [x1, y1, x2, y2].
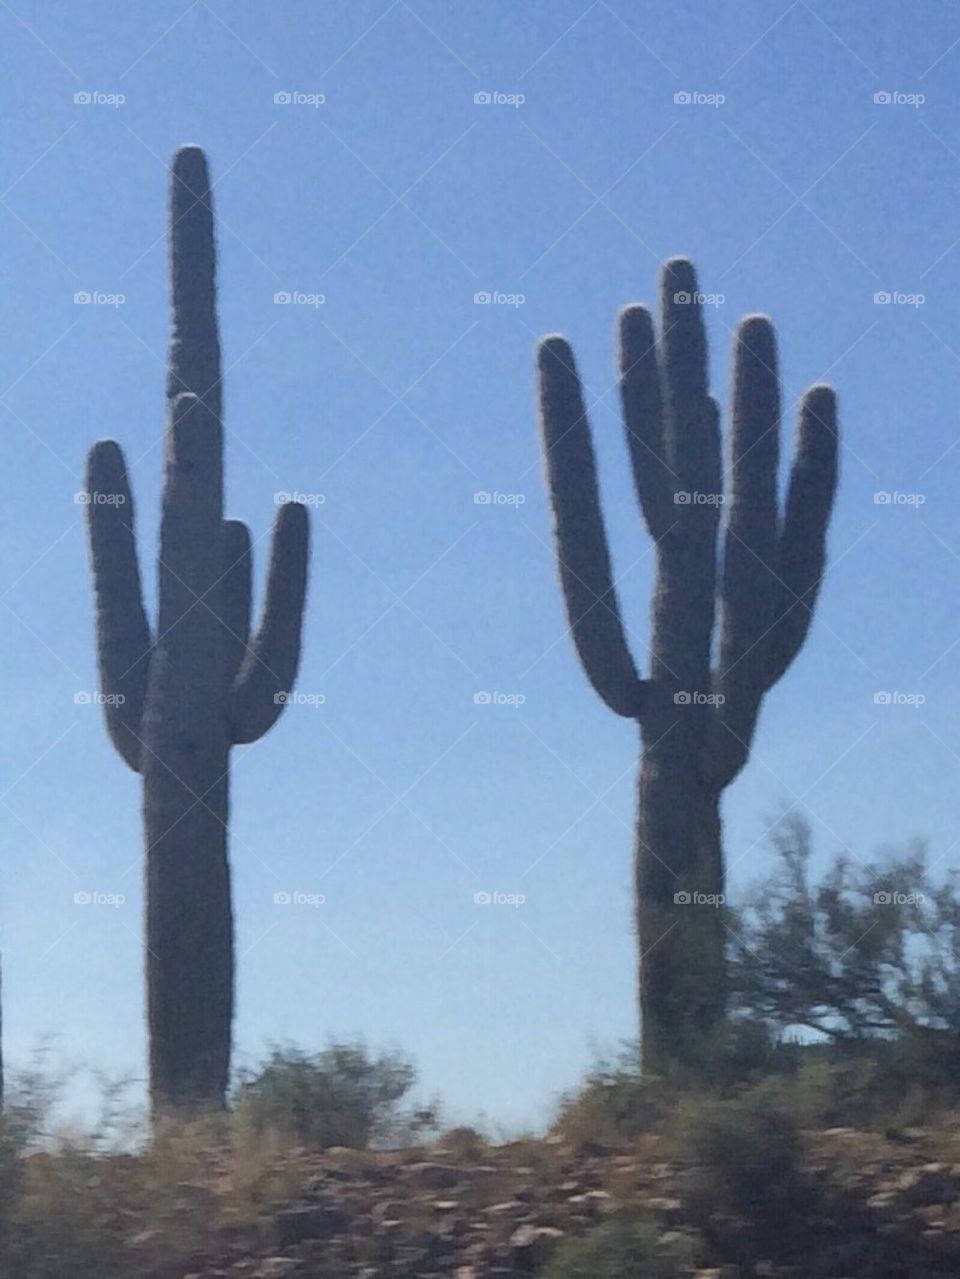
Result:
[3, 0, 960, 1131]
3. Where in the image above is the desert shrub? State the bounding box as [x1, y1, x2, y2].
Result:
[728, 816, 960, 1120]
[552, 1048, 673, 1145]
[436, 1124, 487, 1159]
[542, 1214, 699, 1278]
[233, 1041, 436, 1149]
[666, 1081, 817, 1256]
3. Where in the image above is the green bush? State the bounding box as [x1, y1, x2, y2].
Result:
[232, 1042, 435, 1149]
[667, 1081, 816, 1255]
[553, 1049, 670, 1145]
[541, 1215, 699, 1279]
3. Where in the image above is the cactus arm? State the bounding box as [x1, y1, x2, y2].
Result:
[221, 519, 253, 688]
[711, 381, 838, 788]
[537, 335, 647, 719]
[229, 502, 309, 744]
[650, 262, 721, 690]
[618, 304, 674, 540]
[764, 384, 839, 688]
[712, 316, 782, 764]
[85, 440, 152, 771]
[168, 145, 221, 420]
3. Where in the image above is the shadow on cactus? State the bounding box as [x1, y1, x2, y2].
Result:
[84, 146, 309, 1115]
[536, 260, 838, 1072]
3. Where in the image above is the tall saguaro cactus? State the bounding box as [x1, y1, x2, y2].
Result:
[85, 147, 309, 1113]
[537, 259, 838, 1072]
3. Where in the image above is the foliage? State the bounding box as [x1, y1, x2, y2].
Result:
[729, 815, 960, 1092]
[232, 1041, 436, 1149]
[541, 1214, 700, 1279]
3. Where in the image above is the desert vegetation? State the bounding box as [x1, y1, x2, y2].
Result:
[3, 822, 960, 1275]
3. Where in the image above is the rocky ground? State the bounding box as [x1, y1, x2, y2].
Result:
[108, 1124, 960, 1278]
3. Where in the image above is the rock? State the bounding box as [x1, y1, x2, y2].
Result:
[273, 1204, 349, 1247]
[509, 1224, 565, 1271]
[573, 1139, 610, 1157]
[645, 1195, 684, 1222]
[486, 1200, 523, 1216]
[254, 1261, 300, 1279]
[895, 1164, 959, 1206]
[402, 1160, 460, 1190]
[566, 1191, 611, 1217]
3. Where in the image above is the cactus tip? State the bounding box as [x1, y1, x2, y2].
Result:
[172, 145, 210, 195]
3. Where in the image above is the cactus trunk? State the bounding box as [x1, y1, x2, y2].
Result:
[637, 742, 724, 1072]
[86, 147, 310, 1115]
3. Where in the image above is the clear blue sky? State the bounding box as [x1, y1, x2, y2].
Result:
[3, 0, 960, 1131]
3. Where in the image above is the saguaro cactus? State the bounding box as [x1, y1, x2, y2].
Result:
[85, 146, 309, 1112]
[537, 259, 838, 1071]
